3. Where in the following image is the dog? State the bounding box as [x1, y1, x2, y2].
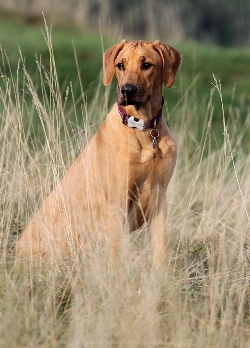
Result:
[16, 40, 182, 267]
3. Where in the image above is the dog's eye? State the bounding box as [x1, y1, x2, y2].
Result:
[142, 62, 152, 70]
[116, 63, 124, 71]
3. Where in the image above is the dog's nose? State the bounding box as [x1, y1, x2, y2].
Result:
[121, 84, 138, 97]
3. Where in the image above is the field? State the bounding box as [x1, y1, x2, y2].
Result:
[1, 16, 250, 347]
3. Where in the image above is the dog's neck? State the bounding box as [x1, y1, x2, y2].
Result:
[121, 95, 163, 122]
[117, 96, 164, 131]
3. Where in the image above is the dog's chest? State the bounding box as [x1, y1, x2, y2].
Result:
[140, 146, 162, 162]
[125, 146, 169, 204]
[139, 146, 169, 177]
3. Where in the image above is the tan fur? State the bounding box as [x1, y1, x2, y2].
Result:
[16, 40, 182, 267]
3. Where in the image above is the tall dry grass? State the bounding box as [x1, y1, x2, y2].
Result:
[0, 27, 250, 347]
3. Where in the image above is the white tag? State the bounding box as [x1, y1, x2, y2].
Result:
[127, 116, 145, 131]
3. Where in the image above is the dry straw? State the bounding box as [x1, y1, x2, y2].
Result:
[0, 25, 250, 347]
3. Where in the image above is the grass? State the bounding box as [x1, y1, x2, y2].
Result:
[0, 13, 111, 100]
[1, 21, 250, 347]
[1, 13, 250, 134]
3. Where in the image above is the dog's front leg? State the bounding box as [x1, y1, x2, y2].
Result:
[105, 209, 125, 263]
[149, 198, 168, 268]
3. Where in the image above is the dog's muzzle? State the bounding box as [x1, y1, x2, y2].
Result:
[121, 84, 138, 98]
[119, 84, 141, 105]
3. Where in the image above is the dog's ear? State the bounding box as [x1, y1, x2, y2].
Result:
[153, 40, 183, 88]
[103, 40, 127, 86]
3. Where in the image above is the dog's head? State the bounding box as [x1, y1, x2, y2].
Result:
[103, 40, 182, 106]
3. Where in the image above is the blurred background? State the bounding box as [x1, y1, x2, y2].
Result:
[0, 0, 250, 146]
[1, 0, 250, 46]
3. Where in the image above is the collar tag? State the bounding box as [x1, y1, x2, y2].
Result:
[127, 116, 145, 131]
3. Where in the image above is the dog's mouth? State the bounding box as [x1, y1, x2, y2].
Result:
[118, 97, 150, 106]
[117, 84, 150, 106]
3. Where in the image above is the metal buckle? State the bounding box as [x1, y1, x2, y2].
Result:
[150, 119, 160, 148]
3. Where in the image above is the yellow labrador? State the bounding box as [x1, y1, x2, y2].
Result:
[16, 40, 182, 266]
